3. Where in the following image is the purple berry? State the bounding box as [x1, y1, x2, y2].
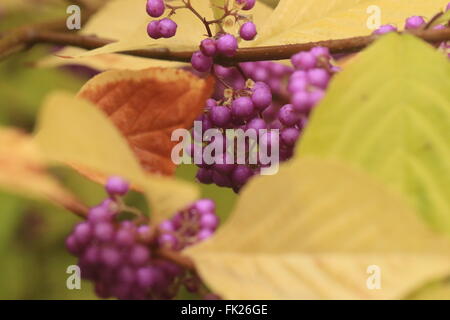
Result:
[158, 18, 177, 38]
[198, 229, 214, 241]
[281, 127, 300, 146]
[240, 22, 257, 41]
[212, 171, 232, 187]
[191, 51, 213, 73]
[288, 77, 308, 93]
[231, 97, 254, 119]
[106, 176, 129, 196]
[210, 106, 231, 127]
[146, 0, 165, 18]
[236, 0, 256, 10]
[158, 233, 178, 249]
[373, 24, 397, 35]
[66, 235, 80, 255]
[231, 165, 253, 187]
[196, 168, 213, 184]
[217, 34, 238, 57]
[251, 88, 272, 110]
[291, 91, 312, 112]
[94, 222, 115, 242]
[115, 228, 135, 247]
[310, 46, 330, 58]
[404, 16, 426, 30]
[200, 38, 217, 57]
[101, 247, 121, 267]
[309, 90, 325, 106]
[200, 213, 219, 230]
[307, 68, 330, 89]
[278, 104, 300, 126]
[194, 199, 216, 214]
[136, 267, 158, 288]
[291, 52, 317, 70]
[73, 222, 92, 245]
[246, 118, 266, 133]
[129, 244, 150, 266]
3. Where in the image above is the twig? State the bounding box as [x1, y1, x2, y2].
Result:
[2, 28, 450, 65]
[155, 248, 197, 272]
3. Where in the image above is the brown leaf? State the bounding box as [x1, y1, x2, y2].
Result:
[0, 127, 87, 216]
[78, 68, 214, 176]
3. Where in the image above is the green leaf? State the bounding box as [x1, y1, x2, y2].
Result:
[298, 34, 450, 232]
[186, 157, 450, 300]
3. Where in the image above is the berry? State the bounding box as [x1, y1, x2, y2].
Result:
[158, 18, 177, 38]
[231, 165, 254, 187]
[281, 127, 300, 146]
[236, 0, 256, 10]
[251, 88, 272, 110]
[373, 24, 397, 35]
[240, 22, 257, 41]
[291, 52, 317, 70]
[194, 199, 216, 214]
[191, 51, 213, 73]
[210, 106, 232, 127]
[106, 176, 129, 196]
[147, 20, 161, 39]
[146, 0, 165, 18]
[200, 38, 217, 57]
[291, 91, 312, 112]
[307, 68, 330, 89]
[231, 97, 254, 119]
[278, 104, 299, 127]
[405, 16, 426, 30]
[217, 34, 238, 57]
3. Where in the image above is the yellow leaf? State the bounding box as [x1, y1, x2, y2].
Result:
[298, 34, 450, 232]
[253, 0, 450, 46]
[186, 157, 450, 300]
[34, 91, 199, 221]
[0, 127, 85, 213]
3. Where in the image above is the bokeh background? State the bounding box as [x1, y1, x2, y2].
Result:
[0, 0, 252, 299]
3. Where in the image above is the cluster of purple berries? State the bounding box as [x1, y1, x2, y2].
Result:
[192, 47, 338, 192]
[66, 176, 219, 300]
[146, 0, 177, 39]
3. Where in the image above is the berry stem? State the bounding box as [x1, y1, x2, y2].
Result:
[183, 0, 214, 37]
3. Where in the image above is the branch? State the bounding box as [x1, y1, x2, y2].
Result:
[2, 27, 450, 65]
[155, 248, 197, 272]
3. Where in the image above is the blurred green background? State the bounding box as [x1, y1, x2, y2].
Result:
[0, 0, 244, 299]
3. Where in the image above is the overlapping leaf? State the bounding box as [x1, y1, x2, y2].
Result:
[298, 34, 450, 232]
[77, 67, 214, 176]
[186, 157, 450, 300]
[34, 91, 200, 221]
